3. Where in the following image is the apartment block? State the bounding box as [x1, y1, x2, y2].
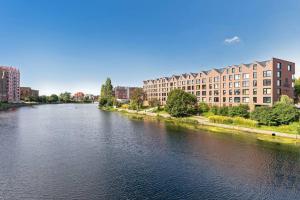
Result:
[143, 58, 295, 109]
[0, 66, 20, 103]
[114, 86, 141, 102]
[20, 87, 39, 100]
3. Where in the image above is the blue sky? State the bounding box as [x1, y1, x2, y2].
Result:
[0, 0, 299, 95]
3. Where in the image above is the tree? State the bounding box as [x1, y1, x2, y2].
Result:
[165, 89, 197, 117]
[149, 98, 160, 108]
[48, 94, 59, 103]
[130, 88, 144, 110]
[272, 96, 299, 125]
[295, 77, 300, 102]
[251, 106, 277, 126]
[99, 78, 114, 107]
[59, 92, 72, 103]
[228, 104, 249, 118]
[38, 95, 47, 103]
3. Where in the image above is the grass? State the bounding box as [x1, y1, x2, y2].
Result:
[259, 122, 300, 135]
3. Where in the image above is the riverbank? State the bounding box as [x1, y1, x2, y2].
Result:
[0, 102, 38, 111]
[113, 108, 300, 145]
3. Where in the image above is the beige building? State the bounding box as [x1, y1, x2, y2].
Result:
[143, 58, 295, 109]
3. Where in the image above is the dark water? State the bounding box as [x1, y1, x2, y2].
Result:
[0, 104, 299, 200]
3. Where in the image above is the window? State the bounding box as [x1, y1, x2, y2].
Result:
[238, 67, 242, 72]
[202, 85, 206, 89]
[234, 74, 240, 80]
[263, 97, 271, 103]
[196, 91, 200, 96]
[253, 89, 257, 95]
[253, 80, 257, 87]
[288, 65, 292, 71]
[229, 90, 233, 95]
[232, 68, 235, 73]
[242, 81, 249, 87]
[209, 97, 212, 102]
[196, 79, 200, 84]
[202, 78, 206, 83]
[253, 64, 257, 70]
[277, 71, 281, 78]
[223, 90, 226, 95]
[234, 97, 240, 103]
[242, 89, 249, 95]
[214, 84, 219, 89]
[234, 82, 240, 88]
[196, 85, 200, 90]
[277, 80, 281, 86]
[263, 70, 272, 77]
[223, 83, 226, 88]
[263, 88, 271, 95]
[214, 90, 219, 95]
[202, 97, 206, 102]
[229, 97, 233, 103]
[223, 76, 226, 81]
[234, 89, 240, 95]
[277, 88, 281, 95]
[263, 79, 271, 86]
[214, 97, 219, 102]
[229, 75, 233, 81]
[209, 77, 212, 82]
[277, 62, 282, 70]
[187, 86, 191, 90]
[243, 73, 249, 79]
[229, 82, 233, 88]
[214, 77, 219, 82]
[253, 97, 257, 103]
[253, 72, 257, 79]
[202, 91, 206, 95]
[209, 91, 212, 96]
[223, 97, 226, 102]
[187, 80, 191, 85]
[242, 97, 249, 103]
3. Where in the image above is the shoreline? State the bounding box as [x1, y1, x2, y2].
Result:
[112, 108, 300, 145]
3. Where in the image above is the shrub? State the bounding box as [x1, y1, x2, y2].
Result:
[218, 106, 229, 116]
[251, 106, 276, 126]
[272, 102, 299, 125]
[165, 89, 198, 117]
[208, 115, 233, 124]
[198, 102, 210, 113]
[210, 106, 219, 115]
[228, 104, 249, 118]
[121, 104, 129, 109]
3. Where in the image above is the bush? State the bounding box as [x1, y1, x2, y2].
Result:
[272, 102, 299, 125]
[210, 106, 219, 115]
[121, 104, 129, 109]
[251, 106, 276, 126]
[218, 106, 229, 116]
[198, 102, 210, 113]
[165, 89, 198, 117]
[228, 104, 249, 118]
[208, 115, 233, 124]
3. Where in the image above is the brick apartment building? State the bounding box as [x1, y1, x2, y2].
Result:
[0, 66, 20, 103]
[143, 58, 295, 109]
[20, 87, 39, 100]
[114, 86, 141, 102]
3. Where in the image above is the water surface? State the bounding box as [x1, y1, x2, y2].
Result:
[0, 104, 299, 199]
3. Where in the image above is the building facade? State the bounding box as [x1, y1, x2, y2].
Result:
[114, 86, 141, 102]
[20, 87, 39, 100]
[143, 58, 295, 109]
[0, 66, 20, 103]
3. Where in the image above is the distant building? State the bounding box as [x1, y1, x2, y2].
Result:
[143, 58, 295, 109]
[73, 92, 85, 101]
[114, 86, 141, 102]
[0, 66, 20, 103]
[20, 87, 39, 100]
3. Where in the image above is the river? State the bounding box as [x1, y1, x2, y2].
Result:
[0, 104, 299, 199]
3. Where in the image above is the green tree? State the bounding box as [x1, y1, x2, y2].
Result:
[59, 92, 72, 103]
[38, 95, 47, 103]
[165, 89, 197, 117]
[272, 96, 299, 125]
[48, 94, 59, 103]
[130, 88, 144, 110]
[251, 106, 277, 126]
[228, 105, 249, 118]
[295, 77, 300, 102]
[99, 78, 114, 107]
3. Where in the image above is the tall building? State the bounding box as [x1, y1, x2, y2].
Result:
[143, 58, 295, 109]
[0, 66, 20, 103]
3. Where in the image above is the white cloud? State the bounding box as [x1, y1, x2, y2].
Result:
[224, 36, 240, 44]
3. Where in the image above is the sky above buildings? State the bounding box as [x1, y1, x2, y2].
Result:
[0, 0, 299, 95]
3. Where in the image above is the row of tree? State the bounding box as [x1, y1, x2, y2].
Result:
[25, 92, 93, 103]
